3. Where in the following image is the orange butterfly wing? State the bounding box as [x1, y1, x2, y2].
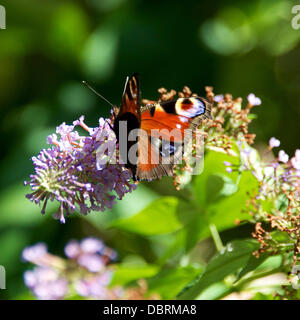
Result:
[136, 98, 211, 180]
[113, 74, 212, 181]
[141, 97, 211, 140]
[118, 73, 140, 119]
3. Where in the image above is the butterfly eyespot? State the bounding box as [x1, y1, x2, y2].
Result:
[159, 141, 178, 157]
[175, 97, 206, 118]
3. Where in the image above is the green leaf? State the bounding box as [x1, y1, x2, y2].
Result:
[183, 151, 242, 250]
[252, 292, 280, 300]
[275, 193, 289, 212]
[195, 282, 231, 300]
[208, 170, 258, 229]
[110, 197, 196, 236]
[177, 240, 259, 299]
[193, 150, 240, 208]
[185, 149, 259, 250]
[147, 266, 202, 299]
[110, 263, 160, 286]
[237, 254, 283, 281]
[270, 230, 294, 245]
[181, 212, 208, 252]
[261, 197, 275, 212]
[86, 183, 159, 229]
[206, 173, 238, 204]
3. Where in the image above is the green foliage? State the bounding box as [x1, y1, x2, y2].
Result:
[147, 266, 202, 300]
[110, 196, 195, 235]
[111, 263, 160, 286]
[178, 240, 259, 299]
[176, 151, 258, 253]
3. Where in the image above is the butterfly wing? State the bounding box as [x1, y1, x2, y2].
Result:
[135, 97, 212, 181]
[136, 133, 174, 180]
[141, 97, 211, 135]
[136, 134, 184, 180]
[118, 73, 140, 119]
[113, 73, 141, 178]
[113, 74, 212, 181]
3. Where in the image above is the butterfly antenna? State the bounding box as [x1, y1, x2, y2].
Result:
[82, 81, 115, 108]
[122, 76, 129, 97]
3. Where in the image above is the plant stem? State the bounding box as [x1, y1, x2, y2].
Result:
[209, 223, 224, 252]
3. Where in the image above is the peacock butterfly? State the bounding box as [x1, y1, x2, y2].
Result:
[111, 73, 212, 181]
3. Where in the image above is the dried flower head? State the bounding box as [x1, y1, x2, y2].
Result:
[243, 146, 300, 278]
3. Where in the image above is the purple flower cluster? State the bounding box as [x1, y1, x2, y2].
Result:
[64, 238, 117, 272]
[22, 238, 120, 300]
[24, 267, 69, 300]
[25, 116, 137, 223]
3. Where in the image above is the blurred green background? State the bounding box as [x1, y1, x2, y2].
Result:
[0, 0, 299, 299]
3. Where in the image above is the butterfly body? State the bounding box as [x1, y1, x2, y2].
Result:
[112, 111, 140, 178]
[112, 73, 211, 181]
